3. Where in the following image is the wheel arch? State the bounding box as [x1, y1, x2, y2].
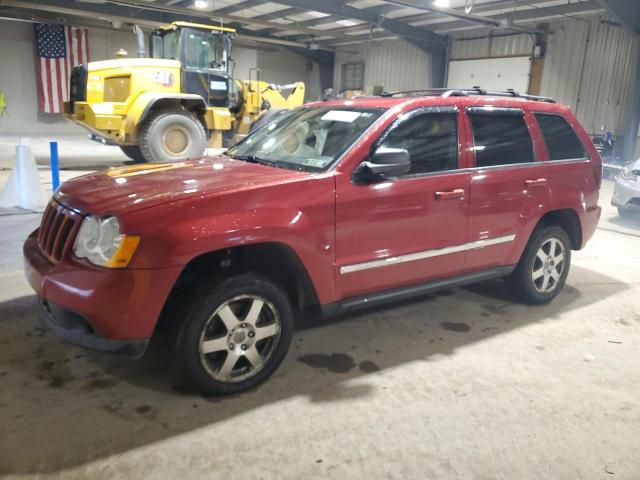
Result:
[128, 93, 208, 139]
[157, 241, 320, 331]
[536, 208, 582, 250]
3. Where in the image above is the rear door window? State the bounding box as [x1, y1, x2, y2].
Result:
[469, 110, 535, 167]
[535, 113, 586, 160]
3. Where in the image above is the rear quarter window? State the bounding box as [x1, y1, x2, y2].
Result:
[535, 113, 586, 160]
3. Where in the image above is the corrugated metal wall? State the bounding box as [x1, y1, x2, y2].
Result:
[333, 39, 431, 92]
[449, 15, 634, 135]
[541, 16, 633, 136]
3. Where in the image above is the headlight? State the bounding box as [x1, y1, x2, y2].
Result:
[73, 216, 140, 268]
[620, 168, 638, 181]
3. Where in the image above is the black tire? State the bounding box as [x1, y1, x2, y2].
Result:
[174, 273, 294, 395]
[138, 109, 206, 163]
[249, 108, 287, 133]
[119, 145, 145, 163]
[506, 225, 572, 304]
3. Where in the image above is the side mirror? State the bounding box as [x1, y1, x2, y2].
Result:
[357, 146, 410, 179]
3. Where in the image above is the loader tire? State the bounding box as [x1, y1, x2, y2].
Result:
[119, 145, 145, 163]
[138, 109, 206, 163]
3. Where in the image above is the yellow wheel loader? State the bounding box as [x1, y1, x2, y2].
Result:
[63, 22, 305, 163]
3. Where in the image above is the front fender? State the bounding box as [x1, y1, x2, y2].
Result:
[120, 178, 337, 304]
[125, 92, 207, 139]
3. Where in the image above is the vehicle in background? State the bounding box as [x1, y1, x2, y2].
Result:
[63, 21, 305, 163]
[612, 158, 640, 217]
[25, 88, 602, 395]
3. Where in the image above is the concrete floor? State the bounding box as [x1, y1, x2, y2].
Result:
[0, 154, 639, 478]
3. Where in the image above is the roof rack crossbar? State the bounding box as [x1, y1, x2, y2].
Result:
[380, 87, 555, 103]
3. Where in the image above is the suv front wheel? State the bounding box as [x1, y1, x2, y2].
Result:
[175, 273, 294, 395]
[507, 225, 572, 304]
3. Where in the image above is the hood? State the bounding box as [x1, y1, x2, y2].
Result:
[55, 156, 308, 215]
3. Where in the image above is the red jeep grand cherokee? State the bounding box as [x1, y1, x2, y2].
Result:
[24, 88, 602, 394]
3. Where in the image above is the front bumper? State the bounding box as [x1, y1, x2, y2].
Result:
[612, 177, 640, 209]
[38, 299, 148, 357]
[23, 231, 183, 356]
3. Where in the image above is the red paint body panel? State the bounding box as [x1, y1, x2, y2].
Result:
[23, 94, 602, 345]
[24, 232, 182, 339]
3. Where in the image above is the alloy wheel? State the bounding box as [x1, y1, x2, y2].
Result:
[532, 237, 566, 293]
[198, 295, 281, 383]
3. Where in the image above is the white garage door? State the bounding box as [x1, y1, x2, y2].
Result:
[447, 56, 532, 93]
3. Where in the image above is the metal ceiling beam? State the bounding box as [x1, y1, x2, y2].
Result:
[260, 0, 447, 53]
[250, 7, 302, 22]
[288, 0, 555, 42]
[212, 0, 270, 16]
[424, 0, 602, 33]
[379, 0, 543, 34]
[81, 0, 343, 36]
[260, 0, 447, 87]
[595, 0, 640, 35]
[171, 0, 268, 12]
[323, 1, 602, 46]
[256, 4, 399, 40]
[0, 0, 328, 49]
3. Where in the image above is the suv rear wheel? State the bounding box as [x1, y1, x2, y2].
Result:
[506, 225, 571, 304]
[175, 273, 293, 395]
[138, 109, 206, 163]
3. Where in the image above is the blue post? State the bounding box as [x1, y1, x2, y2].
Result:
[49, 141, 60, 191]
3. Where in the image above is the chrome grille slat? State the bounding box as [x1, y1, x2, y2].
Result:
[37, 201, 81, 263]
[46, 211, 64, 254]
[38, 203, 55, 246]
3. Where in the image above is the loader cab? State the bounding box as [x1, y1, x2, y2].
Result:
[150, 22, 235, 108]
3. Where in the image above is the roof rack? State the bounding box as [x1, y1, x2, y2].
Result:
[379, 86, 555, 103]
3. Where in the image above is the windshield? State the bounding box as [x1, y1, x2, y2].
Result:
[227, 107, 384, 171]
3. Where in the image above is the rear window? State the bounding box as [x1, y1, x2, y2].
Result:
[535, 113, 586, 160]
[469, 112, 534, 167]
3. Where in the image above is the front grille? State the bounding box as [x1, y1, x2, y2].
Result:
[37, 201, 82, 263]
[69, 64, 88, 112]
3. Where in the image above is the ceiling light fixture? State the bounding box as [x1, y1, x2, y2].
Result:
[194, 0, 209, 9]
[336, 19, 358, 27]
[433, 0, 450, 7]
[308, 11, 330, 18]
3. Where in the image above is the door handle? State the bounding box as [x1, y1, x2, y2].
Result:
[434, 188, 465, 200]
[525, 178, 548, 187]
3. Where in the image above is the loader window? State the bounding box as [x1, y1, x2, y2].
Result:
[227, 107, 384, 172]
[183, 29, 226, 70]
[151, 30, 180, 60]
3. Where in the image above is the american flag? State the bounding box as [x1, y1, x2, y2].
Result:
[34, 23, 89, 114]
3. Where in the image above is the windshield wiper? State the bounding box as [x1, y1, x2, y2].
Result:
[231, 154, 281, 168]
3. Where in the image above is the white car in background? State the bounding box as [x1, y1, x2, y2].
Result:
[612, 159, 640, 217]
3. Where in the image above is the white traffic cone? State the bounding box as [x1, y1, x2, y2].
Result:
[0, 140, 48, 211]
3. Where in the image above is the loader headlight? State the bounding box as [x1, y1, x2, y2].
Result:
[73, 216, 140, 268]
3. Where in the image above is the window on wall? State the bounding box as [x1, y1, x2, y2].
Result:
[469, 112, 535, 167]
[535, 113, 586, 160]
[379, 112, 459, 176]
[341, 63, 365, 91]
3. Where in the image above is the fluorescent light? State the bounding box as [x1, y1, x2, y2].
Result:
[308, 10, 330, 18]
[194, 0, 209, 9]
[433, 0, 450, 7]
[336, 19, 358, 27]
